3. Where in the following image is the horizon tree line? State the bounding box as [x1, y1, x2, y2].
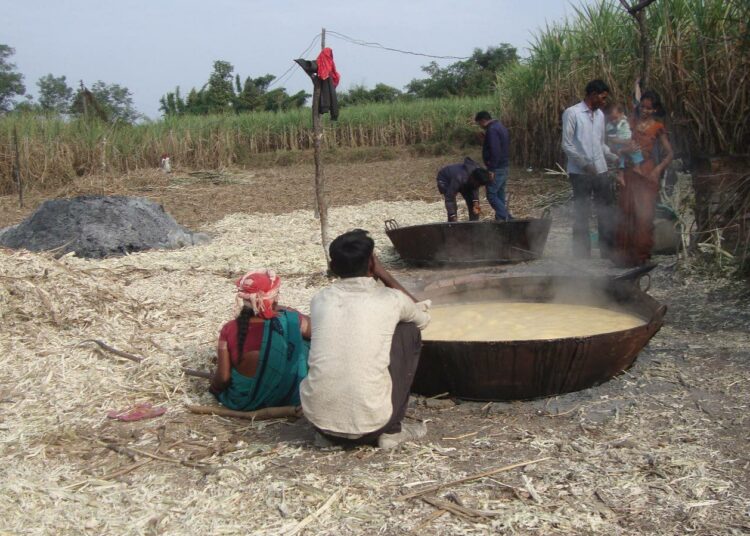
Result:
[0, 43, 518, 122]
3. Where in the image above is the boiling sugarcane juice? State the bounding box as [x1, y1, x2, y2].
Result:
[422, 301, 646, 341]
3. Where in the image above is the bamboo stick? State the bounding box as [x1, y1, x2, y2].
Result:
[79, 339, 211, 379]
[286, 487, 344, 536]
[12, 124, 23, 208]
[186, 404, 302, 420]
[400, 457, 551, 500]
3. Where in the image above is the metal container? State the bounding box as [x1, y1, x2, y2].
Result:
[384, 219, 551, 266]
[412, 273, 666, 400]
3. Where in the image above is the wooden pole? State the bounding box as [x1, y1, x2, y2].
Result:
[312, 27, 330, 262]
[636, 10, 650, 88]
[618, 0, 657, 87]
[80, 80, 88, 119]
[185, 404, 302, 420]
[12, 124, 23, 208]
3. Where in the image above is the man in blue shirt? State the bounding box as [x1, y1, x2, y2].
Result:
[561, 79, 619, 258]
[436, 157, 491, 222]
[475, 111, 512, 221]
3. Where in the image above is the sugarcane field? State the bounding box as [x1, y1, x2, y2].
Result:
[1, 1, 749, 535]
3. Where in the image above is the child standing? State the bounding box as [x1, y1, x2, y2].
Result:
[605, 103, 644, 186]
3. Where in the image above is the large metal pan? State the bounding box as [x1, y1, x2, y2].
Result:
[384, 219, 552, 266]
[412, 273, 666, 400]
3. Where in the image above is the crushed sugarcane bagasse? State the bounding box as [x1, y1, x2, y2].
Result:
[1, 198, 748, 534]
[422, 302, 646, 341]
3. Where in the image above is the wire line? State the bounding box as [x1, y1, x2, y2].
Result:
[326, 30, 470, 60]
[267, 33, 321, 89]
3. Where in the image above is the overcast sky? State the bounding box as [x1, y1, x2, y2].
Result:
[3, 0, 582, 119]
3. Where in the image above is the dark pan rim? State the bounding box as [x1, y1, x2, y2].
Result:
[385, 218, 551, 235]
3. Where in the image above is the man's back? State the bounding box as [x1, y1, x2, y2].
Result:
[482, 120, 510, 169]
[436, 157, 480, 196]
[300, 277, 429, 435]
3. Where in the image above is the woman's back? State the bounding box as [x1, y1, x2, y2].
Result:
[218, 316, 264, 377]
[215, 309, 310, 411]
[210, 269, 311, 411]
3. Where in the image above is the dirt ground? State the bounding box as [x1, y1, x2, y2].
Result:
[1, 156, 748, 535]
[0, 153, 562, 230]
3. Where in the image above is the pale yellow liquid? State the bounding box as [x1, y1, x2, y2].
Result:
[422, 302, 646, 341]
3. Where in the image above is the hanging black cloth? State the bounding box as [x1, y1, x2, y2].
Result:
[319, 77, 338, 120]
[294, 59, 339, 121]
[294, 58, 317, 77]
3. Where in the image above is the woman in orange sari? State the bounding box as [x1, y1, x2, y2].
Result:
[613, 83, 674, 267]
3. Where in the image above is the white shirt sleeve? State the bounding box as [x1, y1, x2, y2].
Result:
[395, 291, 431, 330]
[561, 108, 590, 169]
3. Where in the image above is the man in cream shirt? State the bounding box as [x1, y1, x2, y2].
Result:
[562, 79, 619, 259]
[300, 229, 431, 449]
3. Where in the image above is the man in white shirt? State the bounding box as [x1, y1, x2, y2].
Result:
[561, 79, 619, 259]
[300, 229, 431, 449]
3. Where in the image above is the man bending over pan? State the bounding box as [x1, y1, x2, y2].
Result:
[436, 157, 491, 222]
[300, 229, 431, 449]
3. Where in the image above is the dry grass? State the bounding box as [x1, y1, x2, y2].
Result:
[0, 157, 560, 231]
[498, 0, 750, 167]
[1, 197, 748, 534]
[0, 97, 491, 194]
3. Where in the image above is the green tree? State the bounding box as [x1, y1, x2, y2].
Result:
[282, 89, 309, 110]
[159, 86, 186, 116]
[205, 60, 236, 112]
[369, 83, 402, 103]
[159, 61, 309, 116]
[0, 44, 26, 112]
[71, 81, 140, 123]
[37, 74, 73, 113]
[234, 74, 275, 113]
[12, 95, 36, 113]
[339, 83, 403, 106]
[92, 81, 139, 122]
[406, 44, 518, 98]
[185, 87, 210, 115]
[406, 62, 459, 98]
[260, 87, 309, 112]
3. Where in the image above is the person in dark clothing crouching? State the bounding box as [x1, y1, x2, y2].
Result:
[436, 157, 492, 222]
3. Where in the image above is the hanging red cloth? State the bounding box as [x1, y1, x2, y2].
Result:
[316, 47, 340, 87]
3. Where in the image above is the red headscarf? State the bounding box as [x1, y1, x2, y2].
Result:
[316, 47, 340, 87]
[235, 269, 281, 319]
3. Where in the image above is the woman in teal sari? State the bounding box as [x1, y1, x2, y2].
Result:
[209, 269, 310, 411]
